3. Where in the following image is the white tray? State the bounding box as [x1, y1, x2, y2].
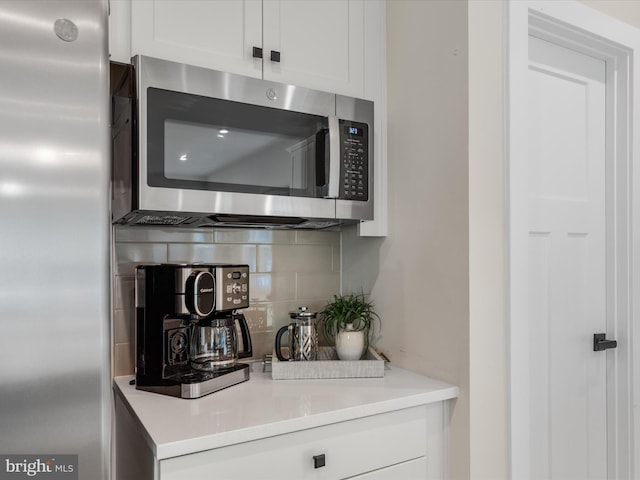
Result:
[271, 346, 385, 380]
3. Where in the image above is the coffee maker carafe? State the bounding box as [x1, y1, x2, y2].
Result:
[135, 264, 252, 399]
[190, 314, 252, 371]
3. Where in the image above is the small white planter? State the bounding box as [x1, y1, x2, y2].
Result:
[335, 324, 365, 361]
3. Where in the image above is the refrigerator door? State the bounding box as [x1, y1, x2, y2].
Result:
[0, 1, 110, 479]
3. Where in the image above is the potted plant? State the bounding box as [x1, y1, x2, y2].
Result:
[318, 293, 380, 360]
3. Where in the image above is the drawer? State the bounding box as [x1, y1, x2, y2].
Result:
[349, 457, 428, 479]
[160, 405, 428, 480]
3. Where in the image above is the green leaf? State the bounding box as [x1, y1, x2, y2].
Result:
[317, 292, 380, 347]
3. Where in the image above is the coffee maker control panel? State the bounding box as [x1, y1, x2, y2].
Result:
[216, 265, 250, 311]
[176, 264, 250, 315]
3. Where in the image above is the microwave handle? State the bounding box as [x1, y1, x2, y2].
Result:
[325, 115, 341, 198]
[315, 127, 329, 188]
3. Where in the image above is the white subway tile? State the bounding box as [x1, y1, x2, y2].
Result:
[215, 229, 296, 244]
[167, 243, 257, 270]
[114, 243, 168, 276]
[296, 272, 341, 300]
[113, 308, 134, 345]
[295, 230, 340, 246]
[250, 273, 296, 302]
[114, 343, 134, 376]
[114, 275, 135, 310]
[257, 244, 335, 273]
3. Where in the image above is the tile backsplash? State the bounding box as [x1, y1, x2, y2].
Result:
[111, 225, 341, 376]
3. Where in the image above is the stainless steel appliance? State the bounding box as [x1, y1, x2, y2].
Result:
[135, 264, 253, 399]
[275, 307, 319, 361]
[0, 1, 110, 479]
[112, 55, 374, 229]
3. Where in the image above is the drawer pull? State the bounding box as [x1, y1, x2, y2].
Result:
[313, 454, 326, 469]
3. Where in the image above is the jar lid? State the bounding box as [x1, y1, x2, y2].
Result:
[289, 306, 317, 319]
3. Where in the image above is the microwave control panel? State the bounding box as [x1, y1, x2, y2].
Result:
[339, 120, 369, 201]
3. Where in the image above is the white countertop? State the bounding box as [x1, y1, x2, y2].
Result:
[114, 363, 458, 460]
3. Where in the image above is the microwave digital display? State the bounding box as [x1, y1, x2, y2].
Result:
[347, 126, 363, 137]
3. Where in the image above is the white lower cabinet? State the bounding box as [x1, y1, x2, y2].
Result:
[160, 404, 442, 479]
[113, 371, 456, 480]
[116, 400, 445, 480]
[350, 458, 427, 479]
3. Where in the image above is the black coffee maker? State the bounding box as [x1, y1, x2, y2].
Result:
[135, 263, 252, 398]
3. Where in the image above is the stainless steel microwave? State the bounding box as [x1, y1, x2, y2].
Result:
[111, 55, 374, 229]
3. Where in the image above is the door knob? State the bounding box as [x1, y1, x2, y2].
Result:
[593, 333, 617, 351]
[252, 46, 263, 59]
[270, 50, 281, 63]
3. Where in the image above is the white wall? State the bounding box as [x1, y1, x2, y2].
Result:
[343, 1, 470, 477]
[580, 0, 640, 28]
[468, 2, 508, 479]
[344, 1, 511, 479]
[346, 3, 640, 479]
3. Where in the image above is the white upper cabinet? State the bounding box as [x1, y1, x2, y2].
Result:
[129, 0, 263, 79]
[261, 0, 364, 97]
[113, 0, 364, 98]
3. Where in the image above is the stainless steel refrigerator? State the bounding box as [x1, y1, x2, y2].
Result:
[0, 1, 110, 479]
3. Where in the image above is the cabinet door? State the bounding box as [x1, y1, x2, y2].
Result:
[131, 0, 263, 78]
[263, 0, 365, 97]
[349, 457, 428, 479]
[160, 406, 429, 480]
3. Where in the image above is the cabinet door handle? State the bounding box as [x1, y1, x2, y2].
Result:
[270, 50, 281, 63]
[252, 46, 263, 59]
[313, 454, 326, 469]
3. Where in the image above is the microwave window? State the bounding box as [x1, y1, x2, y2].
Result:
[164, 120, 310, 190]
[147, 88, 329, 198]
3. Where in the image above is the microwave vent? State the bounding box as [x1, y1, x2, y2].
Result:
[114, 211, 343, 229]
[207, 215, 340, 229]
[134, 214, 191, 226]
[293, 220, 340, 229]
[209, 214, 306, 226]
